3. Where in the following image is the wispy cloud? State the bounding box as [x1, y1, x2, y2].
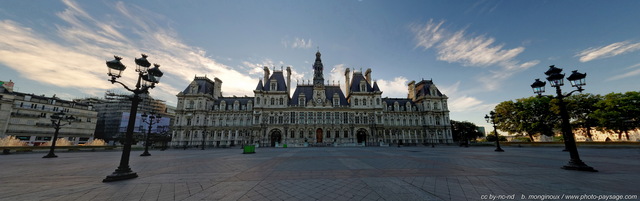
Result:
[0, 0, 258, 105]
[411, 19, 539, 91]
[606, 62, 640, 81]
[439, 81, 495, 112]
[576, 41, 640, 62]
[282, 37, 313, 49]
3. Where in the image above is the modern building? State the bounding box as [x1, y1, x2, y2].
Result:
[75, 91, 173, 144]
[0, 81, 97, 145]
[171, 52, 452, 148]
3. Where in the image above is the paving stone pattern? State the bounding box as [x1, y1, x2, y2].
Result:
[0, 146, 638, 201]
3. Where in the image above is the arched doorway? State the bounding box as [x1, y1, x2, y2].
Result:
[356, 129, 367, 143]
[316, 128, 323, 143]
[270, 129, 282, 147]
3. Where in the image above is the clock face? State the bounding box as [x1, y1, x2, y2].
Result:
[316, 98, 322, 103]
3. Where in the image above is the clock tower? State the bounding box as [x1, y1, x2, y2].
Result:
[312, 51, 325, 104]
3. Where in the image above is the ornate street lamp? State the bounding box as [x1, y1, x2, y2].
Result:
[43, 111, 75, 158]
[484, 111, 504, 152]
[531, 65, 596, 172]
[103, 54, 165, 182]
[140, 112, 162, 156]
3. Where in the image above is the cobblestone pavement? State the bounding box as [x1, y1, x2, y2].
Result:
[0, 146, 638, 201]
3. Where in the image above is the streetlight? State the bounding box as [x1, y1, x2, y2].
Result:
[43, 111, 75, 158]
[103, 54, 164, 182]
[484, 111, 504, 152]
[530, 65, 596, 172]
[140, 112, 161, 156]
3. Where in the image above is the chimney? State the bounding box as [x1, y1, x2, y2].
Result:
[408, 80, 416, 100]
[286, 66, 292, 97]
[344, 68, 351, 96]
[263, 66, 270, 84]
[365, 68, 372, 84]
[214, 77, 223, 99]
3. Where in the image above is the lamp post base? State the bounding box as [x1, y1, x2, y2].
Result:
[103, 171, 138, 182]
[494, 148, 505, 152]
[562, 159, 598, 172]
[140, 152, 151, 156]
[42, 153, 58, 158]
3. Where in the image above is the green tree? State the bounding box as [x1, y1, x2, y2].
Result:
[451, 120, 484, 144]
[486, 131, 507, 142]
[561, 93, 602, 140]
[592, 91, 640, 140]
[494, 96, 558, 141]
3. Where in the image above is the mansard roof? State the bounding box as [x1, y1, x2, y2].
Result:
[290, 86, 311, 105]
[290, 85, 348, 106]
[415, 79, 444, 97]
[372, 81, 381, 92]
[325, 85, 348, 105]
[255, 80, 263, 91]
[182, 76, 215, 95]
[382, 98, 417, 111]
[349, 72, 373, 93]
[214, 96, 254, 110]
[257, 71, 287, 92]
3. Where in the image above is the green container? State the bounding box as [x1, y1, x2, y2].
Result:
[283, 144, 287, 148]
[243, 145, 255, 154]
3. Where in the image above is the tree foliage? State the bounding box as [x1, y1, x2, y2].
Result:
[492, 91, 640, 141]
[591, 91, 640, 140]
[562, 93, 602, 140]
[450, 120, 484, 143]
[494, 96, 558, 141]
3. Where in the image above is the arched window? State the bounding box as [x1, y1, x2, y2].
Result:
[279, 98, 283, 105]
[355, 99, 359, 106]
[270, 98, 275, 105]
[256, 97, 261, 105]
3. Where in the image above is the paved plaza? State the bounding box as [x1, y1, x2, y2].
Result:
[0, 146, 639, 201]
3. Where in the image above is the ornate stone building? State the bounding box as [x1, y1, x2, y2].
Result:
[171, 52, 452, 147]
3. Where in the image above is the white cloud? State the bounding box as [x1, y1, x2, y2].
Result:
[282, 37, 313, 49]
[0, 0, 259, 105]
[438, 81, 494, 112]
[411, 19, 539, 91]
[577, 41, 640, 62]
[376, 77, 409, 98]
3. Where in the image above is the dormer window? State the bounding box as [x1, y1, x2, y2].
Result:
[270, 81, 277, 91]
[299, 97, 306, 106]
[359, 81, 366, 92]
[190, 83, 198, 94]
[333, 97, 339, 106]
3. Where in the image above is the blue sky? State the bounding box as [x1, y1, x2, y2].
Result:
[2, 0, 640, 130]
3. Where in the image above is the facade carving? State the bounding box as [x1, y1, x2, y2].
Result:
[171, 52, 452, 147]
